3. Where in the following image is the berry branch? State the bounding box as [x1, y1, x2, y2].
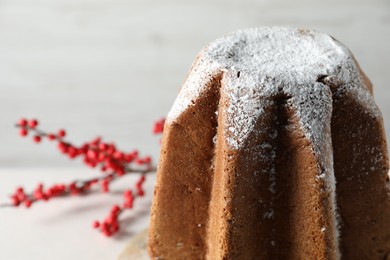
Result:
[92, 174, 147, 237]
[1, 118, 165, 237]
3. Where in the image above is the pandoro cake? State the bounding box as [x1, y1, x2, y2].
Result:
[148, 27, 390, 259]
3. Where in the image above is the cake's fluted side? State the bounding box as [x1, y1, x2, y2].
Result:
[204, 74, 339, 259]
[329, 80, 390, 259]
[205, 90, 277, 259]
[149, 73, 341, 259]
[148, 73, 221, 259]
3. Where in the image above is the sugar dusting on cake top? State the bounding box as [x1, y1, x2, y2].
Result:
[167, 27, 380, 151]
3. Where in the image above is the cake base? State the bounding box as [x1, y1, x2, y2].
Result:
[118, 229, 149, 260]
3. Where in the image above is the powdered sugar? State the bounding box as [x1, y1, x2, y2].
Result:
[167, 27, 373, 152]
[167, 56, 222, 121]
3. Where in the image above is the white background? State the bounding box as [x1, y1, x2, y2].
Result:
[0, 0, 389, 259]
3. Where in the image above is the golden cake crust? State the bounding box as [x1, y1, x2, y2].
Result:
[148, 27, 390, 259]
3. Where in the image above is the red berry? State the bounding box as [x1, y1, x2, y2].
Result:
[11, 196, 20, 206]
[105, 215, 116, 224]
[67, 146, 77, 159]
[111, 205, 121, 214]
[47, 134, 56, 141]
[140, 175, 146, 182]
[57, 142, 68, 153]
[101, 222, 109, 230]
[57, 129, 66, 138]
[131, 150, 139, 158]
[153, 119, 165, 134]
[19, 129, 28, 137]
[116, 167, 125, 176]
[99, 143, 108, 151]
[87, 150, 98, 160]
[93, 221, 100, 228]
[124, 154, 134, 163]
[69, 182, 80, 195]
[113, 151, 123, 160]
[28, 119, 38, 128]
[136, 188, 145, 197]
[33, 190, 43, 200]
[87, 161, 97, 168]
[98, 153, 105, 161]
[101, 179, 109, 193]
[111, 224, 119, 233]
[80, 144, 89, 153]
[19, 118, 28, 127]
[106, 144, 116, 155]
[33, 135, 41, 143]
[135, 159, 143, 165]
[90, 137, 101, 146]
[24, 200, 32, 208]
[124, 190, 133, 198]
[143, 156, 151, 164]
[123, 201, 133, 208]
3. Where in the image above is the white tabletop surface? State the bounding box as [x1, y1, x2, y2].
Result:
[0, 168, 156, 260]
[0, 0, 389, 259]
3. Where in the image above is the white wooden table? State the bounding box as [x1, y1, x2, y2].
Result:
[0, 0, 389, 259]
